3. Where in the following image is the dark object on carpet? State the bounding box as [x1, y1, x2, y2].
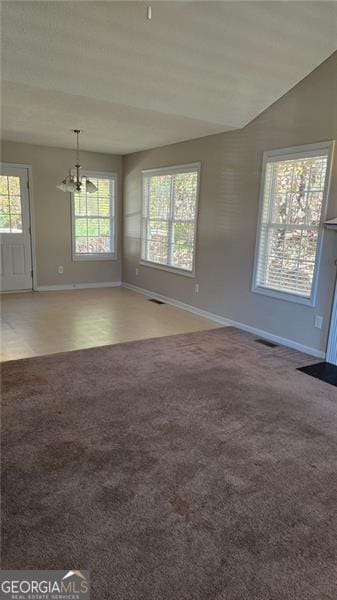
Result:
[148, 298, 165, 304]
[255, 338, 278, 348]
[2, 327, 337, 600]
[298, 361, 337, 387]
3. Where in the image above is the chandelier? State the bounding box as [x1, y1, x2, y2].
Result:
[56, 130, 98, 194]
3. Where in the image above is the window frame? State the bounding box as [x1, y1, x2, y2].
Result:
[140, 162, 201, 277]
[71, 169, 118, 262]
[252, 141, 335, 307]
[0, 169, 25, 235]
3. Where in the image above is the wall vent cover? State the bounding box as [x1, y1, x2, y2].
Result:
[148, 298, 165, 305]
[255, 338, 278, 348]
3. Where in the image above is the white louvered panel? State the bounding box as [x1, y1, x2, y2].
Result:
[72, 174, 116, 258]
[254, 149, 330, 301]
[141, 163, 200, 273]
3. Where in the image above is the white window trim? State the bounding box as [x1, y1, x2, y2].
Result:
[252, 141, 335, 307]
[140, 162, 201, 277]
[71, 169, 118, 262]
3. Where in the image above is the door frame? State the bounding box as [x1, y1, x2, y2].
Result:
[326, 267, 337, 365]
[1, 162, 37, 291]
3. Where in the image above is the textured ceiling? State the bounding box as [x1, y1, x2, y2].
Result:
[1, 1, 337, 155]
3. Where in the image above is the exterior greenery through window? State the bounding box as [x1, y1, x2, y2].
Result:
[72, 173, 116, 259]
[0, 175, 22, 233]
[253, 143, 332, 305]
[141, 164, 200, 274]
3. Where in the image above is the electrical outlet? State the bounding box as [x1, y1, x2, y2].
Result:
[314, 315, 323, 329]
[195, 283, 199, 294]
[136, 267, 139, 276]
[58, 265, 64, 274]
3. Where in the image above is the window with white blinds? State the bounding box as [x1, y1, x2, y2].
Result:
[253, 143, 333, 306]
[71, 171, 117, 261]
[141, 164, 200, 275]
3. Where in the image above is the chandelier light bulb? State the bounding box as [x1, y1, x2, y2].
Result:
[65, 181, 77, 193]
[86, 179, 98, 193]
[56, 180, 68, 192]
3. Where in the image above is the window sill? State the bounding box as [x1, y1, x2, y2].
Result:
[252, 284, 315, 307]
[140, 259, 195, 278]
[72, 253, 117, 262]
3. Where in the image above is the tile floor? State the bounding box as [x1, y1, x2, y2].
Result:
[0, 287, 219, 361]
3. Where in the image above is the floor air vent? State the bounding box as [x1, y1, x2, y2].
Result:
[298, 362, 337, 387]
[255, 338, 278, 348]
[148, 298, 165, 305]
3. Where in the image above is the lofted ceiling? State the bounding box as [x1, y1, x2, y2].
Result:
[1, 1, 337, 155]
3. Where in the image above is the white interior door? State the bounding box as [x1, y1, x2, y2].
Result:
[0, 165, 33, 292]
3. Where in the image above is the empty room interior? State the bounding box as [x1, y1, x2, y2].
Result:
[1, 1, 337, 598]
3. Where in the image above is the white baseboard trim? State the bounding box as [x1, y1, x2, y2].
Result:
[123, 282, 233, 325]
[36, 281, 121, 292]
[122, 281, 325, 359]
[1, 288, 33, 294]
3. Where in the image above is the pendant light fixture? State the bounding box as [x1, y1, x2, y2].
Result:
[56, 130, 98, 194]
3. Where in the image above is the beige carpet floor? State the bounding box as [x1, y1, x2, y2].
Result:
[1, 327, 337, 600]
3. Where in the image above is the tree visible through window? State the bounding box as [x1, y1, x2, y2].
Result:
[254, 144, 332, 304]
[0, 175, 23, 233]
[141, 165, 200, 273]
[72, 173, 116, 258]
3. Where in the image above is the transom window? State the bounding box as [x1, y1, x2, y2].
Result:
[0, 175, 23, 233]
[253, 142, 334, 306]
[141, 163, 200, 275]
[72, 171, 117, 260]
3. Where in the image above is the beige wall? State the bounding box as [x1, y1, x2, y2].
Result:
[1, 141, 122, 287]
[123, 52, 337, 355]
